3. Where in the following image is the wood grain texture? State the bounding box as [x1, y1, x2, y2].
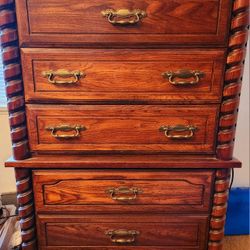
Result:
[26, 104, 219, 154]
[21, 48, 226, 104]
[216, 0, 249, 160]
[15, 0, 231, 47]
[5, 155, 242, 169]
[36, 214, 209, 249]
[33, 170, 213, 213]
[15, 169, 37, 250]
[208, 169, 231, 250]
[223, 236, 250, 250]
[0, 0, 29, 160]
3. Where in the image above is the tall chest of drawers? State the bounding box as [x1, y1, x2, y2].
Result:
[0, 0, 249, 249]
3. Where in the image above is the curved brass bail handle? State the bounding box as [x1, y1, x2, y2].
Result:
[107, 186, 142, 201]
[162, 70, 205, 86]
[101, 9, 147, 25]
[106, 229, 140, 244]
[159, 125, 197, 139]
[42, 70, 85, 85]
[46, 125, 86, 139]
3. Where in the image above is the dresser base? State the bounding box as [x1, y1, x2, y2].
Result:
[8, 156, 240, 250]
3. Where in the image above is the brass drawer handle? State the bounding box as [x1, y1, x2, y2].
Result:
[106, 229, 140, 244]
[159, 125, 197, 139]
[162, 70, 205, 86]
[42, 69, 85, 85]
[106, 186, 143, 201]
[46, 125, 86, 139]
[101, 9, 147, 25]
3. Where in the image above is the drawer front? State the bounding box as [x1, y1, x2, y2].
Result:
[26, 105, 219, 154]
[37, 214, 209, 249]
[33, 170, 214, 213]
[22, 49, 226, 103]
[17, 0, 231, 46]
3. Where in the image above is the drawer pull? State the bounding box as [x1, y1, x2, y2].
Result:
[42, 69, 85, 85]
[159, 125, 197, 139]
[101, 9, 147, 25]
[46, 125, 86, 139]
[106, 186, 143, 201]
[106, 229, 140, 244]
[162, 70, 205, 86]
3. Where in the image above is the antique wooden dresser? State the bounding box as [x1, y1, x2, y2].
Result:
[0, 0, 249, 249]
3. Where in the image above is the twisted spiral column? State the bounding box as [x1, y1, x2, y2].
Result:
[15, 169, 37, 250]
[0, 0, 29, 160]
[208, 169, 231, 250]
[217, 0, 249, 160]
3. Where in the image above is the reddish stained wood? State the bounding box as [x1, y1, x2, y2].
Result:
[213, 191, 229, 205]
[21, 228, 36, 243]
[210, 216, 226, 230]
[0, 0, 14, 5]
[2, 46, 19, 62]
[17, 190, 33, 205]
[220, 98, 240, 113]
[218, 129, 235, 143]
[11, 126, 27, 142]
[223, 82, 242, 97]
[214, 179, 230, 192]
[3, 63, 21, 79]
[14, 169, 37, 249]
[9, 111, 25, 126]
[0, 28, 18, 44]
[225, 65, 244, 82]
[16, 0, 232, 46]
[37, 214, 209, 249]
[227, 49, 246, 65]
[33, 170, 213, 214]
[217, 144, 234, 160]
[208, 169, 230, 249]
[7, 96, 24, 111]
[5, 79, 23, 96]
[20, 216, 35, 231]
[0, 10, 15, 26]
[21, 48, 226, 104]
[5, 155, 242, 169]
[219, 114, 237, 128]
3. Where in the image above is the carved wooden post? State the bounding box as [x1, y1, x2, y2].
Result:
[0, 0, 29, 160]
[208, 169, 231, 250]
[217, 0, 249, 160]
[15, 169, 37, 250]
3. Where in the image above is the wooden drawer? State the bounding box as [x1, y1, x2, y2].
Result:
[26, 105, 219, 154]
[22, 49, 226, 103]
[33, 170, 214, 213]
[16, 0, 231, 46]
[37, 214, 209, 249]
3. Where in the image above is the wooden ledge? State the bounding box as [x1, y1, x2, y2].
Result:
[5, 155, 241, 169]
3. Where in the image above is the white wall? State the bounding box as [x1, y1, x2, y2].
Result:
[0, 108, 16, 193]
[0, 46, 249, 193]
[233, 45, 249, 187]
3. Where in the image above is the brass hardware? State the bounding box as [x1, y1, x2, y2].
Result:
[162, 70, 205, 86]
[42, 69, 85, 85]
[159, 125, 197, 139]
[106, 186, 143, 201]
[46, 125, 86, 139]
[106, 229, 140, 244]
[101, 9, 147, 25]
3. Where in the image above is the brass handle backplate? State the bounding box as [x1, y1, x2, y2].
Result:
[101, 9, 147, 25]
[42, 69, 86, 85]
[46, 125, 86, 139]
[106, 229, 140, 244]
[106, 186, 143, 201]
[159, 125, 197, 139]
[162, 70, 205, 86]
